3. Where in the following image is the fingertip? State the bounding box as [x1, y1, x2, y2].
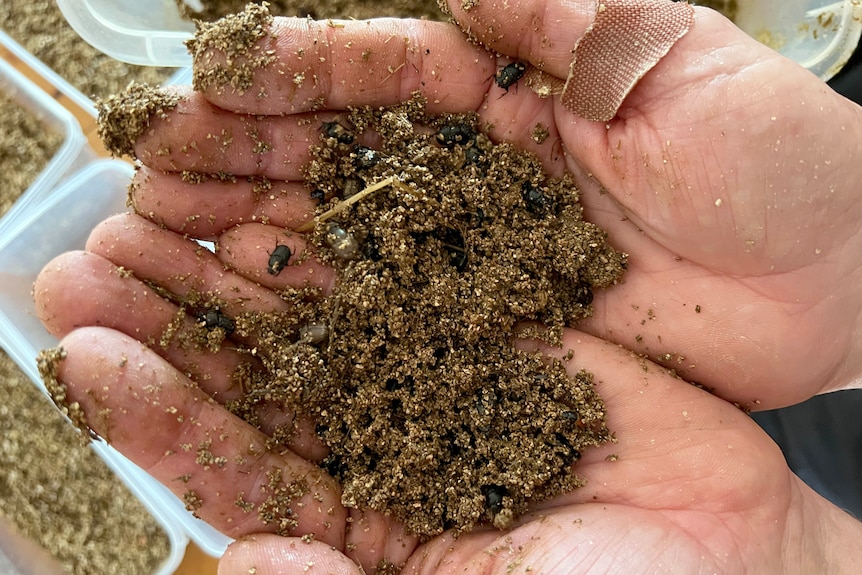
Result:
[219, 534, 362, 575]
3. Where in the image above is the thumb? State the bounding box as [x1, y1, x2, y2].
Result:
[219, 534, 363, 575]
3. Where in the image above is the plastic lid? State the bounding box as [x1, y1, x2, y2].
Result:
[55, 0, 195, 68]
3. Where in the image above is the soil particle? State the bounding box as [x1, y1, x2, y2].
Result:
[185, 3, 278, 95]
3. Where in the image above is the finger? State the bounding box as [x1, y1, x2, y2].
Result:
[35, 251, 328, 460]
[34, 250, 248, 401]
[444, 0, 594, 80]
[85, 213, 290, 317]
[131, 167, 317, 239]
[406, 504, 719, 575]
[345, 508, 418, 572]
[51, 327, 347, 545]
[219, 535, 362, 575]
[215, 223, 335, 292]
[192, 15, 494, 116]
[132, 88, 327, 180]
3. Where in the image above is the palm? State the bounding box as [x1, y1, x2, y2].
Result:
[215, 334, 819, 574]
[124, 6, 862, 407]
[439, 3, 862, 407]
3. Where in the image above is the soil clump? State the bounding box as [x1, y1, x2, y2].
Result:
[230, 95, 627, 537]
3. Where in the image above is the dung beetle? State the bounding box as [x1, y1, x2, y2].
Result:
[495, 61, 527, 92]
[310, 188, 326, 206]
[435, 123, 476, 148]
[463, 146, 484, 167]
[267, 244, 292, 276]
[201, 309, 235, 337]
[481, 484, 508, 514]
[321, 121, 354, 145]
[574, 282, 593, 306]
[352, 145, 381, 170]
[522, 182, 552, 215]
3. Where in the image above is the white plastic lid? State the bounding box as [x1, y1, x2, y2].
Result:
[55, 0, 195, 68]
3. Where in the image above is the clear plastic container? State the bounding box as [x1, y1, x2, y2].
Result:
[0, 160, 190, 575]
[0, 24, 225, 562]
[0, 49, 91, 232]
[732, 0, 862, 80]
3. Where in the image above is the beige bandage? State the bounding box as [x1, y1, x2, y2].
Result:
[561, 0, 694, 121]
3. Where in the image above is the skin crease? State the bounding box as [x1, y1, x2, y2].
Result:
[31, 1, 862, 573]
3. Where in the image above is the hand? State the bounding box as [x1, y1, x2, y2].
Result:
[94, 1, 862, 409]
[36, 327, 862, 574]
[32, 1, 862, 573]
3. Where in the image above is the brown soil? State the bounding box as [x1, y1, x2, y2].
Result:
[92, 3, 627, 541]
[235, 96, 625, 537]
[0, 92, 62, 216]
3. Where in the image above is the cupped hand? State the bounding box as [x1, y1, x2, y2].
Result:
[102, 1, 862, 408]
[31, 2, 862, 573]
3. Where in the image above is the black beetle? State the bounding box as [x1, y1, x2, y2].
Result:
[574, 283, 594, 306]
[201, 309, 235, 337]
[481, 484, 508, 514]
[495, 61, 527, 92]
[522, 182, 552, 215]
[463, 146, 484, 167]
[310, 188, 326, 206]
[436, 123, 476, 148]
[321, 121, 354, 145]
[352, 145, 381, 170]
[267, 244, 292, 276]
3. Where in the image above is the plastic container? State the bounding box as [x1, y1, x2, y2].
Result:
[0, 161, 189, 575]
[0, 51, 91, 232]
[732, 0, 862, 80]
[0, 26, 226, 568]
[0, 164, 231, 559]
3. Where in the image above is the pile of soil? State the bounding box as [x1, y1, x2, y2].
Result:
[0, 92, 62, 215]
[95, 4, 627, 539]
[233, 95, 626, 537]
